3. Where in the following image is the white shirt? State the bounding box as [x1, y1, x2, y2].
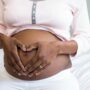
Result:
[0, 0, 90, 58]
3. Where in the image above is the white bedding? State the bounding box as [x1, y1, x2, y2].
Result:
[0, 49, 90, 90]
[71, 52, 90, 90]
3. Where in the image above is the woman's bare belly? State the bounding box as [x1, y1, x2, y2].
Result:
[4, 29, 71, 80]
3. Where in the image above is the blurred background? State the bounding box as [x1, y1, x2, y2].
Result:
[87, 0, 90, 19]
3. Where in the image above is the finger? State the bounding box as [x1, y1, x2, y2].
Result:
[13, 38, 26, 51]
[26, 55, 50, 75]
[25, 51, 39, 70]
[5, 52, 25, 76]
[11, 66, 22, 76]
[4, 61, 19, 75]
[11, 51, 26, 72]
[7, 54, 20, 70]
[25, 57, 37, 70]
[26, 59, 42, 75]
[11, 38, 26, 71]
[7, 55, 24, 76]
[11, 61, 26, 76]
[28, 63, 50, 77]
[25, 52, 49, 75]
[26, 42, 39, 52]
[28, 56, 51, 76]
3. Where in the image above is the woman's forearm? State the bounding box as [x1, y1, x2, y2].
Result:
[57, 40, 78, 55]
[0, 40, 2, 48]
[0, 33, 4, 48]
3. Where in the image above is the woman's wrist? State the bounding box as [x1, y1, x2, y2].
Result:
[57, 40, 78, 55]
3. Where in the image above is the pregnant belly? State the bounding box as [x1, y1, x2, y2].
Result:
[4, 29, 72, 80]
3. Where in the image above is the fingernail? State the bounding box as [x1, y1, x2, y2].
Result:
[22, 73, 27, 76]
[18, 73, 21, 76]
[35, 72, 41, 76]
[28, 74, 33, 77]
[22, 45, 26, 51]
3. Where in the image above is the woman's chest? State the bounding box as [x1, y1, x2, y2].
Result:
[3, 0, 73, 29]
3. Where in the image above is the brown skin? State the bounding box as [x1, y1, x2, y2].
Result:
[25, 40, 78, 77]
[0, 33, 26, 74]
[13, 30, 77, 79]
[0, 30, 78, 80]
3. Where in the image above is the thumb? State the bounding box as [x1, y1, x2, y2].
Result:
[13, 38, 26, 51]
[26, 42, 39, 52]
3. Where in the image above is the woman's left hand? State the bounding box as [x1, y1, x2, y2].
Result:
[25, 41, 61, 77]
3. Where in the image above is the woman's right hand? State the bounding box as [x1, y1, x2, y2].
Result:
[0, 33, 26, 75]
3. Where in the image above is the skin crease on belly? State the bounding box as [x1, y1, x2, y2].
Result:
[4, 29, 72, 80]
